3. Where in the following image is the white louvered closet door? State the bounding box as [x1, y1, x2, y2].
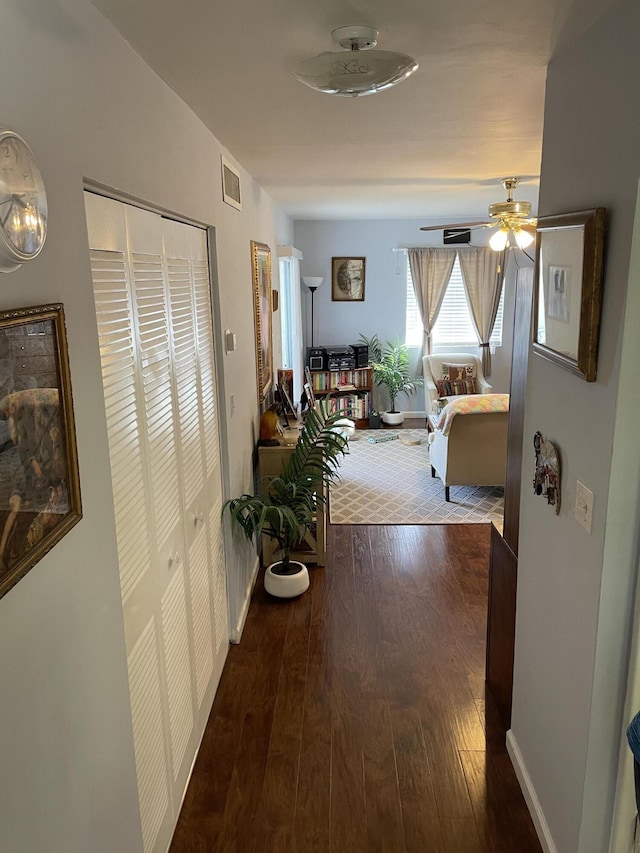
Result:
[85, 193, 228, 853]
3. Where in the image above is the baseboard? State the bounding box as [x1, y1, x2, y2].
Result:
[506, 730, 557, 853]
[229, 555, 260, 644]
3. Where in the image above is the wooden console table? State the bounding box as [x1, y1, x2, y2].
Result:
[258, 441, 326, 567]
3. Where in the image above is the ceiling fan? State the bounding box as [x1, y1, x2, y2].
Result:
[420, 177, 537, 250]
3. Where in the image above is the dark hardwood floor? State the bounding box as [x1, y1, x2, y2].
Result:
[170, 520, 541, 853]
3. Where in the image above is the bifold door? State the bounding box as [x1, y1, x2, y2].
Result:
[84, 192, 228, 853]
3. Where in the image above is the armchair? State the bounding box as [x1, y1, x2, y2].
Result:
[428, 394, 509, 501]
[422, 351, 491, 414]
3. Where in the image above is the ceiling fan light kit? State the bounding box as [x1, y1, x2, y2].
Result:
[420, 177, 538, 251]
[291, 26, 418, 98]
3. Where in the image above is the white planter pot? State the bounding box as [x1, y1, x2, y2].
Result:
[382, 410, 405, 426]
[264, 560, 309, 598]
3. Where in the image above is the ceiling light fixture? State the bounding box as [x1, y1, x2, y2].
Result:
[291, 26, 418, 98]
[420, 178, 537, 252]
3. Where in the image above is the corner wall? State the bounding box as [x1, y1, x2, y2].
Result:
[510, 2, 640, 850]
[0, 2, 291, 850]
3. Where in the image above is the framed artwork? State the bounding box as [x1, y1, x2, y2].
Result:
[251, 240, 273, 401]
[221, 155, 242, 210]
[533, 208, 606, 381]
[331, 256, 366, 301]
[0, 304, 82, 600]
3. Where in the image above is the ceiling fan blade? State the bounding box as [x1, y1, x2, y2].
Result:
[419, 220, 492, 232]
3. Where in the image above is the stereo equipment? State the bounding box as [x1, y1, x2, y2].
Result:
[326, 345, 354, 371]
[349, 343, 369, 368]
[307, 347, 326, 370]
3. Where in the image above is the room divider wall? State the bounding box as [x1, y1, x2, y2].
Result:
[84, 192, 228, 853]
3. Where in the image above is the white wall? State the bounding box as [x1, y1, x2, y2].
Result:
[0, 2, 291, 851]
[294, 219, 520, 413]
[510, 2, 640, 851]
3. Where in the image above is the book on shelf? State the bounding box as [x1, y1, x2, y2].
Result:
[326, 391, 370, 420]
[310, 367, 370, 391]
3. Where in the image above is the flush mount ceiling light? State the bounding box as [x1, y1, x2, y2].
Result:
[291, 26, 418, 97]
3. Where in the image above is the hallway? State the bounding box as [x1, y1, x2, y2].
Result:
[170, 523, 541, 852]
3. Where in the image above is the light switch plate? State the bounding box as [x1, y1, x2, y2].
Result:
[574, 480, 594, 533]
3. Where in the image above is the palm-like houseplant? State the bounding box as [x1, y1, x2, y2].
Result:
[360, 334, 424, 425]
[223, 401, 348, 594]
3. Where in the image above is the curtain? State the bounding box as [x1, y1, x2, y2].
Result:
[458, 247, 506, 376]
[408, 248, 457, 356]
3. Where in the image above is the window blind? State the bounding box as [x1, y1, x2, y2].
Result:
[406, 254, 504, 348]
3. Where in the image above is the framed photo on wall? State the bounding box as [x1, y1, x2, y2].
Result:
[533, 208, 606, 381]
[331, 256, 366, 301]
[251, 240, 273, 402]
[0, 303, 82, 601]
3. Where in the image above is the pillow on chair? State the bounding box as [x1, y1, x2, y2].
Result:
[436, 362, 477, 397]
[442, 362, 476, 380]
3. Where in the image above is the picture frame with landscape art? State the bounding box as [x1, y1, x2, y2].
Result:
[331, 256, 366, 302]
[251, 240, 273, 401]
[0, 304, 82, 600]
[533, 208, 606, 382]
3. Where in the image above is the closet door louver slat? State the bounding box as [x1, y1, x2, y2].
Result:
[188, 525, 215, 706]
[131, 253, 181, 543]
[127, 618, 171, 853]
[194, 262, 220, 477]
[90, 248, 151, 604]
[167, 257, 204, 508]
[161, 569, 194, 779]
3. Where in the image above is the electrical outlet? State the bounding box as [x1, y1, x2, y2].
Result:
[574, 480, 594, 533]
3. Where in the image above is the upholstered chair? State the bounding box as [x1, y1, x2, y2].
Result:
[422, 352, 492, 413]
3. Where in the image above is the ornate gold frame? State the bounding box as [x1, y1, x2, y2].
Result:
[533, 208, 606, 381]
[251, 241, 273, 402]
[0, 303, 82, 600]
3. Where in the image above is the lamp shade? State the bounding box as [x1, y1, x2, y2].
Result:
[302, 276, 324, 289]
[514, 228, 535, 249]
[489, 228, 509, 251]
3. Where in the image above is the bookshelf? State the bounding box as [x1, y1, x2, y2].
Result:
[308, 367, 372, 428]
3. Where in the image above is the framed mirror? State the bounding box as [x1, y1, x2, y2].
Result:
[533, 208, 606, 381]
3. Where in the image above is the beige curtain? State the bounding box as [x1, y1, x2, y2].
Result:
[458, 247, 507, 376]
[408, 248, 457, 356]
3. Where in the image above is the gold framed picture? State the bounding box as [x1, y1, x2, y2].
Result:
[0, 304, 82, 600]
[331, 256, 366, 301]
[251, 240, 273, 401]
[533, 208, 606, 381]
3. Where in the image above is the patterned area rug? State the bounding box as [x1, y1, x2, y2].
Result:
[329, 429, 504, 525]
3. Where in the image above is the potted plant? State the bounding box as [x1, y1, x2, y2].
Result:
[360, 334, 424, 425]
[223, 401, 348, 598]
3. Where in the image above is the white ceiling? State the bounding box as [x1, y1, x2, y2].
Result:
[90, 0, 610, 222]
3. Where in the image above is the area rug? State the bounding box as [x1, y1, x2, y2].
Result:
[329, 430, 504, 525]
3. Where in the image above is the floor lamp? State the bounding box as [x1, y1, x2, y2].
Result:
[302, 276, 323, 347]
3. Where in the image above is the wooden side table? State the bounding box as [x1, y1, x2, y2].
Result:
[258, 442, 326, 567]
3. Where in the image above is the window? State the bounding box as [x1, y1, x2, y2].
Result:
[406, 255, 504, 348]
[277, 251, 304, 403]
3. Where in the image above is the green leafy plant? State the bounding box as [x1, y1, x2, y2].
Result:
[223, 401, 348, 573]
[360, 334, 424, 413]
